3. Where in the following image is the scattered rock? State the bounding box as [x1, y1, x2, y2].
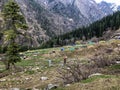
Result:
[9, 88, 20, 90]
[32, 67, 39, 71]
[0, 78, 6, 82]
[32, 88, 39, 90]
[67, 67, 70, 70]
[23, 56, 27, 59]
[116, 61, 120, 64]
[45, 67, 47, 69]
[65, 84, 71, 87]
[118, 44, 120, 47]
[36, 67, 40, 70]
[46, 84, 59, 90]
[40, 77, 48, 81]
[33, 55, 37, 57]
[25, 77, 31, 81]
[88, 73, 103, 78]
[12, 73, 16, 75]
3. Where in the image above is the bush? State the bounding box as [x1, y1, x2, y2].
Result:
[91, 50, 120, 68]
[91, 55, 115, 68]
[58, 62, 98, 84]
[25, 70, 35, 75]
[59, 47, 120, 85]
[0, 46, 7, 53]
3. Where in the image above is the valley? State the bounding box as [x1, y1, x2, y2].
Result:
[0, 0, 120, 90]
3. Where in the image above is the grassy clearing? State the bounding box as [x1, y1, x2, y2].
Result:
[81, 75, 116, 83]
[51, 87, 65, 90]
[16, 60, 36, 67]
[0, 40, 120, 89]
[109, 64, 120, 70]
[65, 76, 120, 90]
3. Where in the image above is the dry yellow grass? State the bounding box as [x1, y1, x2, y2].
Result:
[66, 78, 120, 90]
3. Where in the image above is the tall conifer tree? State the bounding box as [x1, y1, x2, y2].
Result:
[2, 0, 28, 70]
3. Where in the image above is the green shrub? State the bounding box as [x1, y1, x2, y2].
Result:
[25, 70, 35, 75]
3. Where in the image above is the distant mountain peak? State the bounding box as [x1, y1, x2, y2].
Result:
[110, 3, 119, 11]
[98, 1, 120, 16]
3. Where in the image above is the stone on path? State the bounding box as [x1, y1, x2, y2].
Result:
[40, 77, 48, 81]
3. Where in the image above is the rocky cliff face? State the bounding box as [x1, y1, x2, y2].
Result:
[0, 0, 118, 47]
[35, 0, 104, 24]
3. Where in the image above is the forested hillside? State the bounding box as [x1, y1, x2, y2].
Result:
[41, 11, 120, 48]
[0, 0, 104, 47]
[0, 0, 120, 47]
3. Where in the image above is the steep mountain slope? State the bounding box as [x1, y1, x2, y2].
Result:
[15, 0, 105, 47]
[37, 0, 104, 22]
[0, 0, 118, 47]
[41, 11, 120, 48]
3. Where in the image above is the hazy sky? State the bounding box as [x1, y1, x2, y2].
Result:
[95, 0, 120, 5]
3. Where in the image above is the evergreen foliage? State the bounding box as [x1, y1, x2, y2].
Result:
[2, 0, 28, 70]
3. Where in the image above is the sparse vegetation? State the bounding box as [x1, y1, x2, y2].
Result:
[0, 0, 120, 90]
[0, 39, 119, 89]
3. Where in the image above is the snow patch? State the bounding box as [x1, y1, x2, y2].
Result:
[110, 3, 118, 11]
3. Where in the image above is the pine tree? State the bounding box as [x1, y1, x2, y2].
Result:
[2, 0, 28, 70]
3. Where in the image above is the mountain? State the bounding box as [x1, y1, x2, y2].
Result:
[98, 1, 113, 15]
[15, 0, 106, 47]
[98, 1, 120, 16]
[0, 0, 119, 47]
[109, 3, 120, 11]
[41, 11, 120, 48]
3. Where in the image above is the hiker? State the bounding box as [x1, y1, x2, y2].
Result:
[63, 56, 67, 65]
